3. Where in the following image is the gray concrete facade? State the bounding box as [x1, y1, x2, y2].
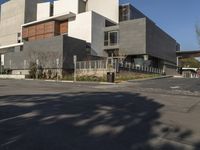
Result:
[24, 0, 47, 23]
[118, 18, 179, 64]
[4, 35, 87, 71]
[146, 19, 178, 63]
[119, 3, 146, 21]
[119, 18, 146, 56]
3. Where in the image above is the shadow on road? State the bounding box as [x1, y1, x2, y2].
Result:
[0, 92, 200, 150]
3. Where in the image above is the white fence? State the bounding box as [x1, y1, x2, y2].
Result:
[76, 60, 115, 77]
[76, 60, 108, 70]
[75, 59, 163, 76]
[0, 75, 25, 79]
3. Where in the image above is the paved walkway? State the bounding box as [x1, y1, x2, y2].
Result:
[0, 78, 200, 150]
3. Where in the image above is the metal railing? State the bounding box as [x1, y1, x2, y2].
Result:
[76, 60, 108, 70]
[76, 60, 163, 74]
[119, 62, 163, 74]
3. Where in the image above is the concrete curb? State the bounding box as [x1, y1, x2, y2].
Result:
[173, 75, 184, 78]
[127, 75, 173, 82]
[25, 76, 173, 84]
[75, 81, 116, 85]
[24, 79, 116, 85]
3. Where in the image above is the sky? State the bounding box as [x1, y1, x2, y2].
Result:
[121, 0, 200, 50]
[0, 0, 200, 50]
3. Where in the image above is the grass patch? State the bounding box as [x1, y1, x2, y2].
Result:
[62, 74, 74, 81]
[77, 76, 106, 82]
[116, 73, 161, 82]
[63, 73, 162, 82]
[63, 74, 107, 82]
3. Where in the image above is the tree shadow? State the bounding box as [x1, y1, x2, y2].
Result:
[0, 92, 200, 150]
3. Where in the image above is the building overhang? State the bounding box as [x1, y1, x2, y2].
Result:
[22, 12, 75, 27]
[176, 50, 200, 58]
[0, 43, 23, 54]
[182, 68, 199, 72]
[104, 25, 119, 32]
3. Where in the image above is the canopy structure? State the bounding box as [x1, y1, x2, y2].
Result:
[176, 50, 200, 58]
[0, 43, 23, 54]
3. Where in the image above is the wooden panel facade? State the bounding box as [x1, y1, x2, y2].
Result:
[28, 26, 36, 37]
[60, 21, 68, 34]
[22, 20, 68, 41]
[44, 21, 55, 33]
[22, 28, 28, 38]
[36, 24, 45, 35]
[36, 35, 44, 40]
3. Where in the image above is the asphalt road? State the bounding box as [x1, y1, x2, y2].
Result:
[0, 78, 200, 150]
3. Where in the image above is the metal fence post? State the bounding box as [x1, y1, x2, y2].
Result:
[73, 55, 77, 82]
[36, 59, 39, 79]
[56, 58, 59, 82]
[24, 60, 26, 71]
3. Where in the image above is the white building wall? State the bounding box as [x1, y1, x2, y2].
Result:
[0, 0, 26, 46]
[1, 54, 4, 66]
[0, 5, 1, 21]
[37, 2, 51, 20]
[68, 11, 92, 43]
[86, 0, 119, 23]
[54, 0, 79, 15]
[68, 11, 106, 57]
[91, 12, 105, 56]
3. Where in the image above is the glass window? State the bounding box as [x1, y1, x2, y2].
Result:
[109, 31, 118, 46]
[119, 6, 129, 21]
[104, 32, 108, 46]
[104, 31, 119, 46]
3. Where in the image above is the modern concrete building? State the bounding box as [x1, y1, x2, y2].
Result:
[104, 4, 180, 74]
[0, 0, 47, 71]
[0, 0, 179, 75]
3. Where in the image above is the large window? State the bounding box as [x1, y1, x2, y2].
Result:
[119, 5, 129, 21]
[104, 32, 109, 46]
[104, 31, 119, 46]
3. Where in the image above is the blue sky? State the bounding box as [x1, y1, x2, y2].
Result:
[121, 0, 200, 50]
[1, 0, 200, 50]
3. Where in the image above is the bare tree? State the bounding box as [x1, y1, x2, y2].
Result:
[27, 50, 62, 69]
[195, 23, 200, 46]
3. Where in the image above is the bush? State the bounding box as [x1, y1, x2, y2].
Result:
[37, 66, 44, 79]
[29, 62, 43, 79]
[62, 74, 74, 80]
[77, 75, 106, 82]
[47, 70, 52, 79]
[29, 62, 37, 78]
[116, 73, 160, 82]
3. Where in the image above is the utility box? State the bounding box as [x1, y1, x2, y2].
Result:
[107, 72, 115, 83]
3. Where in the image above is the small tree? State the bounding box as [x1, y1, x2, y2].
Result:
[180, 58, 200, 68]
[37, 65, 44, 79]
[195, 23, 200, 46]
[47, 70, 52, 79]
[29, 62, 37, 79]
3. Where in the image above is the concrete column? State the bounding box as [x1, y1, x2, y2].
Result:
[143, 55, 149, 61]
[177, 57, 179, 67]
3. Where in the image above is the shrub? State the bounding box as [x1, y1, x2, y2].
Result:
[29, 62, 43, 79]
[63, 74, 74, 80]
[77, 75, 106, 82]
[29, 62, 37, 78]
[47, 70, 52, 79]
